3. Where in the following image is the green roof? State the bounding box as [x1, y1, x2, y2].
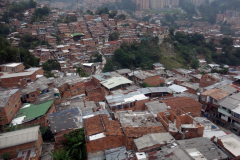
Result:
[71, 33, 84, 37]
[15, 100, 54, 122]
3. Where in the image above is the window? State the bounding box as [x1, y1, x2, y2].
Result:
[72, 85, 75, 87]
[31, 94, 35, 98]
[214, 99, 218, 103]
[15, 104, 17, 108]
[8, 103, 10, 107]
[10, 110, 12, 115]
[201, 97, 205, 101]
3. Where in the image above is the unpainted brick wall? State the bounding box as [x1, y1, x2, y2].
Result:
[135, 98, 149, 110]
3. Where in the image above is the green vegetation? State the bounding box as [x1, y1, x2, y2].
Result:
[103, 36, 161, 71]
[0, 24, 10, 37]
[166, 31, 240, 66]
[42, 60, 61, 78]
[50, 149, 72, 160]
[0, 36, 39, 68]
[1, 0, 37, 23]
[108, 32, 120, 41]
[76, 66, 89, 77]
[96, 7, 118, 18]
[42, 60, 61, 71]
[40, 126, 54, 141]
[50, 129, 86, 160]
[159, 56, 183, 69]
[63, 15, 77, 23]
[89, 54, 102, 63]
[30, 6, 50, 23]
[117, 14, 126, 20]
[1, 152, 11, 160]
[98, 0, 136, 15]
[102, 60, 114, 72]
[20, 34, 49, 49]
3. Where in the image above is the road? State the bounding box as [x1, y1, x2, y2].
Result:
[95, 46, 106, 74]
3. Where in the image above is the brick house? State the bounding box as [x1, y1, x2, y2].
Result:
[52, 76, 85, 99]
[199, 88, 229, 114]
[133, 132, 174, 152]
[105, 91, 149, 111]
[162, 97, 202, 117]
[0, 71, 37, 88]
[180, 82, 199, 95]
[11, 99, 55, 127]
[191, 74, 202, 83]
[0, 63, 25, 73]
[199, 74, 220, 87]
[213, 134, 240, 159]
[84, 114, 125, 159]
[157, 109, 204, 140]
[115, 111, 167, 150]
[20, 76, 53, 103]
[0, 126, 43, 160]
[0, 88, 22, 125]
[49, 108, 82, 144]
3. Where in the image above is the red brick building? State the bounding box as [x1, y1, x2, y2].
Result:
[84, 114, 125, 158]
[157, 109, 204, 140]
[0, 63, 24, 73]
[11, 99, 55, 127]
[1, 71, 37, 88]
[115, 111, 167, 150]
[52, 76, 85, 99]
[199, 74, 220, 87]
[0, 88, 22, 125]
[49, 108, 81, 144]
[0, 126, 43, 160]
[162, 97, 202, 117]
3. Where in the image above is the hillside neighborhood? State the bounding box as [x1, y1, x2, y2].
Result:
[1, 0, 240, 160]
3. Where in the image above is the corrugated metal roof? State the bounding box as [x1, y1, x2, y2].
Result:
[148, 87, 172, 93]
[216, 84, 237, 94]
[168, 84, 187, 93]
[12, 100, 54, 125]
[0, 71, 35, 78]
[219, 97, 240, 110]
[0, 126, 39, 149]
[138, 88, 151, 94]
[100, 76, 133, 89]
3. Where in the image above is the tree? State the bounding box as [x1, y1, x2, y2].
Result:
[40, 126, 54, 141]
[49, 149, 72, 160]
[42, 60, 61, 71]
[117, 14, 126, 20]
[62, 129, 86, 160]
[86, 10, 93, 15]
[142, 82, 147, 88]
[1, 152, 11, 160]
[76, 66, 84, 76]
[102, 60, 114, 72]
[191, 59, 199, 69]
[109, 10, 117, 18]
[108, 32, 120, 41]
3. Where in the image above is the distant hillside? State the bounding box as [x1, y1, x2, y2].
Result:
[103, 32, 240, 72]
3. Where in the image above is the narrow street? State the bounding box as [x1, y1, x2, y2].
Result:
[96, 46, 106, 74]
